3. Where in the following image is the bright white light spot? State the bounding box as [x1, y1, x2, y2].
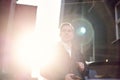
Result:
[80, 26, 86, 34]
[15, 0, 61, 79]
[106, 59, 108, 62]
[17, 0, 39, 6]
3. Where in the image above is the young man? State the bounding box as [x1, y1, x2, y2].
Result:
[40, 22, 87, 80]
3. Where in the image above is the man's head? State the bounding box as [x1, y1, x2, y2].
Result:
[59, 22, 74, 43]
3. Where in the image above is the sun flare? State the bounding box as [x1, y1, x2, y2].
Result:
[15, 0, 61, 79]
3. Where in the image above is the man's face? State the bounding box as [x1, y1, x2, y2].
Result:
[60, 25, 74, 42]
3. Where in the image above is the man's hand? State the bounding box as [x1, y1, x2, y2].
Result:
[77, 62, 85, 71]
[65, 73, 74, 80]
[65, 73, 81, 80]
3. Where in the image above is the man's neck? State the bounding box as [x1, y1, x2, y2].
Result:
[61, 41, 72, 57]
[62, 41, 72, 48]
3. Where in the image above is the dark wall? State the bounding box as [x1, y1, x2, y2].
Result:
[0, 0, 15, 71]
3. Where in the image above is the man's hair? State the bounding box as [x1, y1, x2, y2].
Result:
[59, 22, 74, 31]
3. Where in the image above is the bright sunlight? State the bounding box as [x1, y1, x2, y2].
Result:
[15, 0, 61, 80]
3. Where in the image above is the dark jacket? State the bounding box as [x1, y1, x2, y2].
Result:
[40, 42, 87, 80]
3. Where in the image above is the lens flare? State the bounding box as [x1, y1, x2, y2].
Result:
[14, 0, 61, 79]
[72, 18, 94, 46]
